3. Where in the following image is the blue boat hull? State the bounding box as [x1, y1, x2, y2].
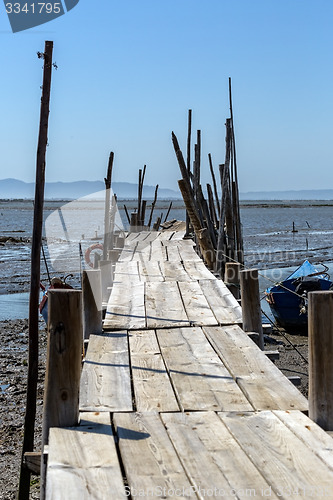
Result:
[266, 261, 332, 331]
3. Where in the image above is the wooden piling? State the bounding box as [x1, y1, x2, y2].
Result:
[308, 291, 333, 430]
[240, 269, 264, 350]
[40, 289, 83, 499]
[224, 262, 241, 299]
[18, 40, 54, 500]
[99, 260, 113, 304]
[82, 270, 102, 340]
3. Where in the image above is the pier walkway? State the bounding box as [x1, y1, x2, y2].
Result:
[45, 231, 333, 499]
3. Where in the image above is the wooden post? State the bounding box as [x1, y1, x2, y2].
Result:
[40, 289, 82, 499]
[308, 291, 333, 430]
[130, 212, 138, 232]
[148, 184, 159, 228]
[99, 260, 113, 304]
[185, 109, 192, 236]
[18, 40, 54, 500]
[103, 152, 114, 260]
[82, 269, 102, 340]
[178, 179, 216, 269]
[224, 262, 241, 299]
[240, 268, 264, 350]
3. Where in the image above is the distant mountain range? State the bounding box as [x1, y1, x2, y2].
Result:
[1, 178, 333, 201]
[0, 178, 180, 200]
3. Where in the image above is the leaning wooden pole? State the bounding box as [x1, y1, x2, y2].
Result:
[185, 109, 192, 236]
[103, 152, 114, 260]
[18, 40, 54, 500]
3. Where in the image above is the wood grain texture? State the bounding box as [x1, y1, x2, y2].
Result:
[113, 412, 194, 497]
[145, 282, 189, 328]
[80, 332, 132, 411]
[178, 281, 218, 326]
[103, 282, 145, 330]
[160, 261, 192, 281]
[182, 260, 216, 280]
[157, 327, 252, 411]
[203, 325, 308, 411]
[46, 412, 126, 499]
[199, 279, 242, 324]
[129, 330, 179, 411]
[220, 411, 333, 499]
[162, 411, 279, 500]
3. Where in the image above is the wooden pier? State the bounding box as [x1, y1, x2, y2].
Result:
[44, 231, 333, 499]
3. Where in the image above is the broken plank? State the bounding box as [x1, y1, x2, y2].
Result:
[129, 330, 179, 411]
[46, 412, 126, 499]
[145, 281, 189, 328]
[199, 279, 242, 324]
[162, 411, 279, 500]
[113, 412, 194, 497]
[80, 332, 132, 411]
[203, 325, 308, 411]
[178, 281, 218, 326]
[104, 282, 145, 330]
[157, 327, 252, 411]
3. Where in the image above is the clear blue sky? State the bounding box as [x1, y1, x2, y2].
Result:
[1, 0, 333, 193]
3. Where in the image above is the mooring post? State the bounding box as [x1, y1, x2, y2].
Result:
[224, 262, 241, 299]
[82, 269, 103, 340]
[40, 289, 83, 499]
[240, 268, 264, 350]
[308, 291, 333, 430]
[99, 260, 113, 304]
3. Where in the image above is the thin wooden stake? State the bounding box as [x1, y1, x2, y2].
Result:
[103, 152, 114, 260]
[208, 153, 221, 216]
[18, 40, 53, 500]
[148, 184, 159, 228]
[185, 109, 192, 236]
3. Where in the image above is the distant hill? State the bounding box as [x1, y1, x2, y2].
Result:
[0, 178, 180, 200]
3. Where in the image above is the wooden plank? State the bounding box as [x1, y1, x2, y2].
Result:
[182, 260, 215, 280]
[113, 412, 195, 498]
[46, 412, 126, 499]
[129, 330, 179, 411]
[199, 279, 242, 324]
[80, 332, 132, 411]
[157, 327, 253, 411]
[150, 239, 167, 261]
[178, 281, 218, 326]
[220, 411, 333, 499]
[104, 282, 146, 330]
[159, 261, 192, 281]
[162, 411, 279, 500]
[145, 282, 189, 328]
[137, 260, 164, 282]
[274, 410, 333, 470]
[203, 325, 308, 411]
[113, 261, 140, 282]
[164, 243, 181, 261]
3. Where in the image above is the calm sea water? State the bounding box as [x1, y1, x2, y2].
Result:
[1, 198, 333, 320]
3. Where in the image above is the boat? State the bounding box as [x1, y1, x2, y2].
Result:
[265, 260, 332, 331]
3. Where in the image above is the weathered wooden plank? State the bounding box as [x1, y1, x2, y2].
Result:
[220, 411, 333, 498]
[204, 325, 308, 411]
[162, 411, 279, 500]
[178, 281, 218, 326]
[137, 260, 164, 282]
[274, 410, 333, 470]
[129, 330, 179, 411]
[182, 260, 215, 279]
[150, 239, 167, 261]
[160, 261, 192, 281]
[113, 412, 195, 497]
[104, 282, 146, 330]
[157, 327, 253, 411]
[145, 282, 189, 328]
[80, 332, 132, 411]
[199, 279, 242, 324]
[46, 412, 126, 499]
[164, 243, 181, 261]
[113, 261, 140, 282]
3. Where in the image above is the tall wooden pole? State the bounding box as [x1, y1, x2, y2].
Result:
[240, 269, 264, 350]
[103, 152, 114, 260]
[18, 40, 53, 500]
[185, 109, 192, 236]
[308, 291, 333, 430]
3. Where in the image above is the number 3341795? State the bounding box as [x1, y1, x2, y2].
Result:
[5, 3, 62, 14]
